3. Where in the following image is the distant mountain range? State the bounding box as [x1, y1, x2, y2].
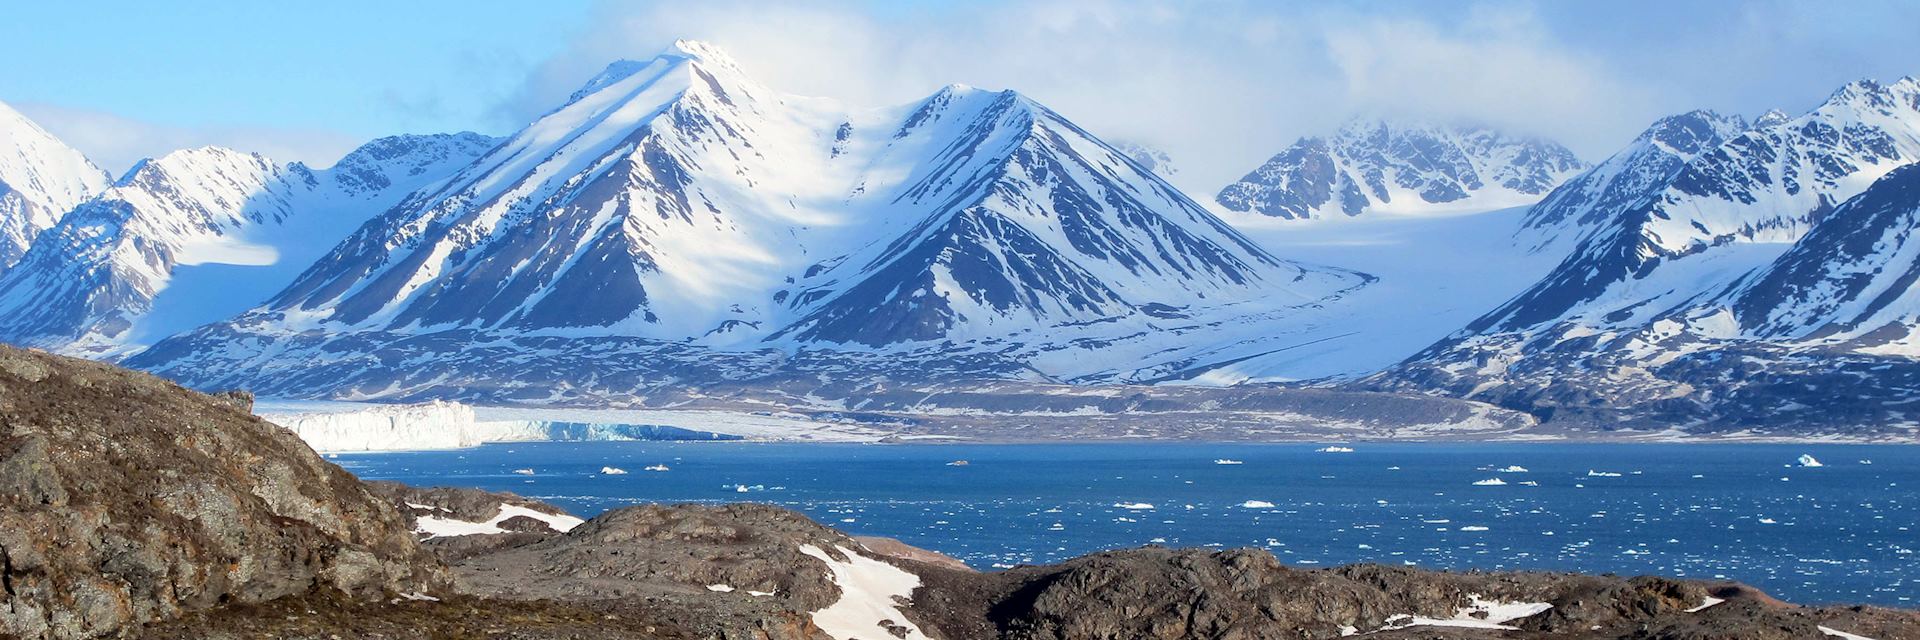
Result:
[1215, 121, 1586, 220]
[1373, 78, 1920, 434]
[4, 41, 1919, 437]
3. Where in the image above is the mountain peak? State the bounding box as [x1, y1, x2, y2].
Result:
[115, 146, 269, 187]
[665, 39, 742, 69]
[1218, 119, 1585, 220]
[1751, 108, 1790, 130]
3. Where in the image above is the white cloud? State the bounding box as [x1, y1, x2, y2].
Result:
[11, 102, 366, 177]
[495, 0, 1658, 194]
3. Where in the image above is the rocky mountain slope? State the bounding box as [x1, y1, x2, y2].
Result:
[1375, 77, 1920, 435]
[1215, 120, 1586, 220]
[0, 100, 110, 271]
[0, 133, 494, 356]
[127, 40, 1370, 396]
[0, 345, 442, 639]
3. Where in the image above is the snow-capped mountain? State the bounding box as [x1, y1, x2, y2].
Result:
[1111, 141, 1177, 177]
[1476, 78, 1920, 334]
[0, 133, 496, 355]
[127, 40, 1368, 399]
[1215, 121, 1586, 220]
[1374, 77, 1920, 434]
[1713, 162, 1920, 346]
[0, 100, 110, 270]
[1516, 110, 1750, 246]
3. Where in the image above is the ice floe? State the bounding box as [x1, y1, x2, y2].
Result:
[1799, 454, 1825, 467]
[600, 466, 628, 475]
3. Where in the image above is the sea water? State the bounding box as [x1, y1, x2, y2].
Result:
[334, 442, 1917, 605]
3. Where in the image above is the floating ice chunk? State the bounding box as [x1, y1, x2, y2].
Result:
[1798, 454, 1824, 467]
[511, 468, 535, 476]
[1214, 459, 1244, 465]
[1112, 502, 1155, 510]
[1496, 465, 1529, 473]
[1316, 446, 1355, 453]
[1587, 470, 1622, 477]
[946, 460, 969, 466]
[1240, 500, 1277, 509]
[1472, 478, 1507, 486]
[1459, 526, 1490, 532]
[600, 466, 628, 475]
[1758, 517, 1777, 524]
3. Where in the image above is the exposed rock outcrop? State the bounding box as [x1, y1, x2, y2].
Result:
[0, 346, 443, 638]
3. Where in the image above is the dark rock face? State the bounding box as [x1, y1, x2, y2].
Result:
[456, 504, 854, 612]
[0, 345, 444, 638]
[906, 548, 1919, 640]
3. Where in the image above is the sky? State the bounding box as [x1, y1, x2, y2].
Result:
[4, 0, 1918, 193]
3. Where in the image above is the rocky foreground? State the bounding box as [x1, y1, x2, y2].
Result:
[1, 346, 1915, 639]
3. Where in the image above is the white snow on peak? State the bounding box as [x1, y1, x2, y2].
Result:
[0, 99, 110, 269]
[0, 133, 493, 355]
[1218, 119, 1586, 221]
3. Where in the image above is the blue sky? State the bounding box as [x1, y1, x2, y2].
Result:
[5, 0, 1918, 189]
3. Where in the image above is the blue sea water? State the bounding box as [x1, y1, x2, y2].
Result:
[333, 442, 1917, 606]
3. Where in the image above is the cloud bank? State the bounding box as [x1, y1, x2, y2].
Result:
[493, 0, 1661, 193]
[14, 102, 365, 177]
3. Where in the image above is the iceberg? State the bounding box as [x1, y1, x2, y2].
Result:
[1471, 478, 1507, 486]
[644, 464, 671, 472]
[1316, 446, 1355, 453]
[1239, 500, 1277, 509]
[600, 466, 628, 475]
[1797, 454, 1824, 467]
[1213, 459, 1244, 465]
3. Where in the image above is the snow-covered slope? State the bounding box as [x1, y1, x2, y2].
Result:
[1215, 121, 1586, 220]
[1111, 141, 1177, 177]
[0, 133, 496, 355]
[1700, 162, 1920, 348]
[1517, 110, 1750, 249]
[1476, 78, 1920, 334]
[129, 40, 1365, 397]
[1374, 77, 1920, 434]
[0, 100, 110, 270]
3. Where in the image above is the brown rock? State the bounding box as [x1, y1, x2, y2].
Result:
[0, 345, 444, 639]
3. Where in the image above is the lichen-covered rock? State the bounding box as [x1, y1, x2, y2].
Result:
[0, 346, 445, 638]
